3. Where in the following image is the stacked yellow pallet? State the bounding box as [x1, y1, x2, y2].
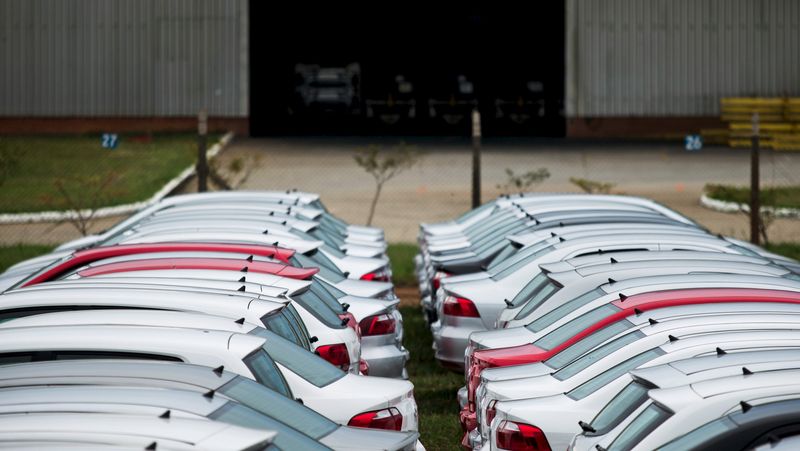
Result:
[720, 98, 800, 151]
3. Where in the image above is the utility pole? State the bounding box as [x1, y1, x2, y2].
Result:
[471, 108, 482, 208]
[197, 108, 208, 192]
[750, 112, 760, 245]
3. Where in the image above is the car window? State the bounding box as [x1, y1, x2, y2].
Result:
[291, 290, 345, 329]
[308, 228, 343, 248]
[320, 244, 346, 260]
[608, 403, 672, 451]
[548, 325, 641, 377]
[491, 244, 555, 280]
[525, 288, 606, 333]
[588, 381, 654, 436]
[219, 376, 338, 439]
[783, 273, 800, 282]
[567, 349, 665, 401]
[485, 243, 518, 270]
[727, 244, 762, 257]
[0, 353, 34, 364]
[293, 252, 345, 283]
[462, 211, 514, 239]
[209, 402, 331, 451]
[456, 201, 495, 224]
[257, 312, 306, 349]
[281, 305, 312, 347]
[534, 304, 622, 351]
[309, 282, 345, 312]
[659, 416, 736, 451]
[505, 272, 548, 308]
[243, 349, 292, 396]
[513, 278, 561, 320]
[260, 332, 345, 387]
[317, 279, 347, 299]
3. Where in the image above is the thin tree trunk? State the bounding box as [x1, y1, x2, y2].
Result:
[366, 182, 383, 226]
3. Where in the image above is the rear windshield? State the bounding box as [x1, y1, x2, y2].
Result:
[317, 279, 347, 299]
[485, 243, 519, 270]
[550, 328, 644, 380]
[525, 288, 606, 333]
[533, 304, 622, 351]
[260, 332, 345, 387]
[257, 310, 309, 350]
[308, 228, 343, 248]
[243, 349, 292, 396]
[608, 403, 672, 451]
[512, 278, 561, 320]
[456, 201, 495, 224]
[293, 252, 345, 283]
[659, 416, 737, 451]
[491, 244, 555, 280]
[567, 349, 665, 401]
[588, 380, 654, 436]
[219, 376, 338, 439]
[291, 289, 345, 329]
[210, 402, 330, 451]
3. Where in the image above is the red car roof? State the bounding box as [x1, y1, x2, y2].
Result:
[76, 257, 318, 280]
[22, 243, 297, 287]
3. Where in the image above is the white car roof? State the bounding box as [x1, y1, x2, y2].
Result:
[0, 412, 275, 450]
[119, 231, 323, 254]
[540, 250, 776, 273]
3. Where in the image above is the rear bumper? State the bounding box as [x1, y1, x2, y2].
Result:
[362, 341, 409, 378]
[432, 319, 484, 369]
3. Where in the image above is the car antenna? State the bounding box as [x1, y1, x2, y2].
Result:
[619, 293, 628, 302]
[740, 401, 752, 413]
[240, 266, 248, 273]
[234, 318, 245, 325]
[610, 257, 618, 264]
[742, 367, 753, 376]
[203, 390, 215, 399]
[504, 299, 512, 307]
[341, 318, 350, 326]
[343, 271, 350, 278]
[309, 336, 319, 343]
[246, 255, 253, 262]
[238, 276, 246, 283]
[262, 229, 269, 234]
[237, 286, 246, 292]
[212, 365, 225, 376]
[578, 421, 596, 433]
[608, 278, 617, 284]
[648, 318, 658, 325]
[668, 335, 679, 343]
[342, 303, 350, 312]
[146, 442, 157, 451]
[269, 211, 274, 216]
[716, 347, 727, 356]
[159, 410, 171, 419]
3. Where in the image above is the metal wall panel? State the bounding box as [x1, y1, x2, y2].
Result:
[566, 0, 800, 117]
[0, 0, 247, 117]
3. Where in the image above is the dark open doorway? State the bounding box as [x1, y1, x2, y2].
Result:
[249, 1, 565, 137]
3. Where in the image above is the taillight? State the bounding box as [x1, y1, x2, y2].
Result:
[339, 312, 360, 339]
[486, 399, 498, 426]
[315, 343, 351, 371]
[359, 313, 396, 336]
[496, 420, 551, 451]
[467, 344, 542, 414]
[361, 267, 391, 282]
[348, 407, 403, 431]
[431, 271, 451, 291]
[359, 359, 370, 375]
[443, 295, 481, 318]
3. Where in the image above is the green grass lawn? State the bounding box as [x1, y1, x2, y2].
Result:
[0, 244, 54, 272]
[705, 183, 800, 209]
[0, 134, 217, 213]
[388, 243, 418, 287]
[401, 305, 463, 451]
[768, 243, 800, 261]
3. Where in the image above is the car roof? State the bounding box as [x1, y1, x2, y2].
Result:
[74, 257, 317, 280]
[0, 309, 262, 334]
[599, 273, 800, 294]
[0, 412, 275, 450]
[0, 360, 239, 389]
[0, 284, 283, 320]
[118, 231, 323, 254]
[630, 349, 800, 388]
[53, 274, 291, 297]
[0, 324, 263, 363]
[540, 250, 774, 273]
[0, 385, 230, 416]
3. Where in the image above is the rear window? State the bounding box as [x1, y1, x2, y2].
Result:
[293, 252, 345, 283]
[550, 328, 643, 380]
[291, 290, 345, 329]
[567, 349, 665, 401]
[513, 278, 561, 320]
[456, 202, 495, 224]
[533, 304, 622, 351]
[491, 244, 555, 280]
[260, 332, 345, 387]
[210, 402, 330, 451]
[608, 403, 672, 451]
[258, 311, 308, 349]
[243, 349, 292, 396]
[219, 376, 338, 439]
[485, 243, 519, 270]
[588, 380, 654, 436]
[659, 416, 736, 451]
[526, 288, 606, 333]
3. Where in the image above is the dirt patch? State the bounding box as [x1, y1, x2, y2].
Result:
[396, 286, 421, 308]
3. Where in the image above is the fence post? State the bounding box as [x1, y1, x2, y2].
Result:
[750, 112, 760, 245]
[197, 108, 208, 192]
[471, 108, 482, 209]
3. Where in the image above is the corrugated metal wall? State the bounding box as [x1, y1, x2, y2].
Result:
[566, 0, 800, 117]
[0, 0, 247, 117]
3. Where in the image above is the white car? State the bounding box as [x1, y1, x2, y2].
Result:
[570, 348, 800, 451]
[0, 413, 275, 450]
[481, 314, 800, 450]
[0, 324, 418, 432]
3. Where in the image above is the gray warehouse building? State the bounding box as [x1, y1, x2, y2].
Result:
[1, 0, 798, 137]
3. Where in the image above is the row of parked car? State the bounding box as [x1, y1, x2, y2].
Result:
[415, 193, 800, 451]
[0, 191, 423, 450]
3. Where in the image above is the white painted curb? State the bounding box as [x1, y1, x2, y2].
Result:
[700, 193, 800, 219]
[0, 132, 235, 224]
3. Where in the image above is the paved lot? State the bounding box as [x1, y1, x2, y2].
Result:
[3, 137, 798, 245]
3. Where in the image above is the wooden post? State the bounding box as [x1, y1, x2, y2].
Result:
[471, 108, 482, 208]
[750, 112, 760, 245]
[197, 109, 208, 192]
